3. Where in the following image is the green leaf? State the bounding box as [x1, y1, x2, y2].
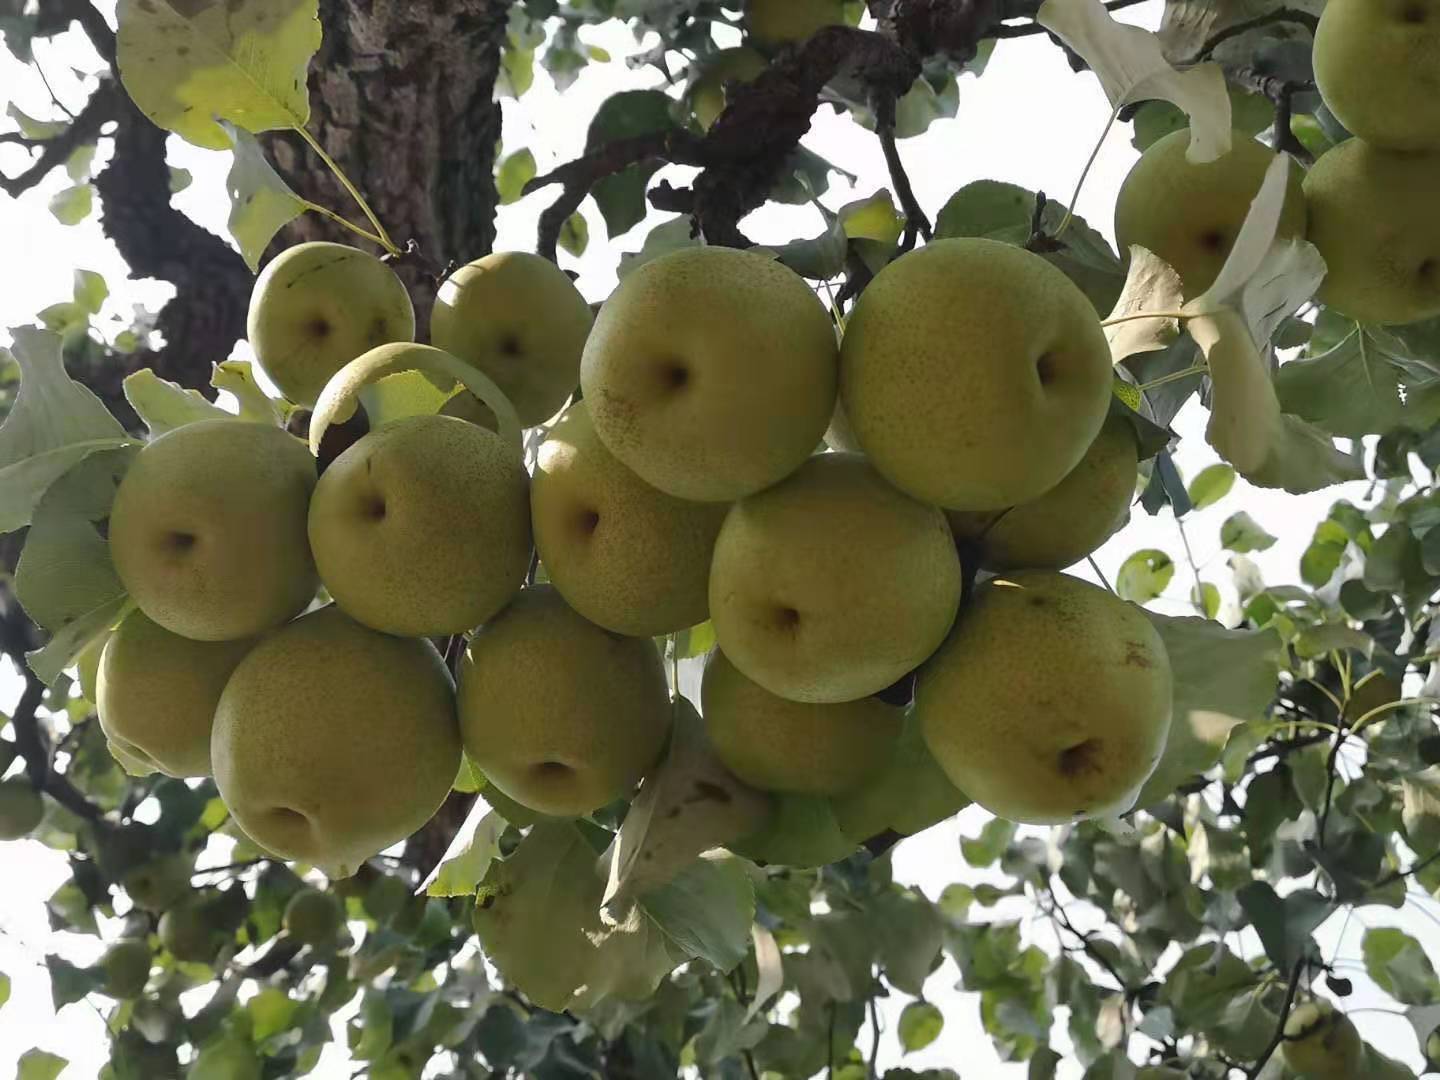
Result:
[425, 810, 505, 897]
[7, 103, 65, 139]
[618, 216, 699, 280]
[1220, 511, 1277, 553]
[1117, 549, 1174, 603]
[639, 852, 754, 972]
[347, 990, 393, 1060]
[0, 972, 8, 1010]
[45, 954, 98, 1010]
[222, 122, 307, 271]
[124, 369, 233, 434]
[1192, 581, 1220, 619]
[962, 816, 1015, 867]
[585, 90, 676, 239]
[1364, 927, 1440, 1005]
[247, 987, 299, 1040]
[1301, 518, 1351, 587]
[16, 1049, 67, 1080]
[872, 888, 945, 996]
[1187, 463, 1234, 510]
[1236, 882, 1331, 971]
[115, 0, 322, 150]
[65, 143, 96, 181]
[72, 271, 108, 315]
[190, 1034, 261, 1080]
[898, 1001, 944, 1053]
[1277, 326, 1440, 439]
[496, 148, 537, 205]
[211, 360, 284, 425]
[1403, 769, 1440, 858]
[766, 210, 847, 281]
[168, 165, 192, 193]
[48, 184, 92, 225]
[558, 212, 588, 257]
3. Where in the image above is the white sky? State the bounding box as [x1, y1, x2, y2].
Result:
[1, 2, 1437, 1078]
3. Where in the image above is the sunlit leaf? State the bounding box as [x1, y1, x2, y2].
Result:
[222, 122, 307, 271]
[48, 184, 93, 226]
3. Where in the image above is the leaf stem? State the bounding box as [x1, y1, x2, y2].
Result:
[1055, 106, 1119, 239]
[296, 127, 398, 254]
[1101, 310, 1192, 327]
[1136, 366, 1206, 393]
[300, 200, 388, 249]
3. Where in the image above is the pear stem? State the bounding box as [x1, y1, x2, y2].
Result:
[1135, 366, 1205, 393]
[296, 127, 399, 254]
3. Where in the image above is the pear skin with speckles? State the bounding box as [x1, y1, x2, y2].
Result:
[917, 571, 1171, 824]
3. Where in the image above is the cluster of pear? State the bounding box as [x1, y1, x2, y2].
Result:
[1115, 0, 1440, 326]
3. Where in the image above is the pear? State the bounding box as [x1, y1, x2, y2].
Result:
[121, 852, 193, 912]
[581, 247, 838, 502]
[1314, 0, 1440, 152]
[430, 252, 594, 427]
[1304, 139, 1440, 326]
[308, 413, 531, 636]
[729, 794, 857, 868]
[947, 412, 1139, 572]
[457, 585, 671, 817]
[97, 610, 255, 778]
[830, 712, 970, 842]
[0, 778, 43, 840]
[531, 402, 728, 636]
[746, 0, 848, 47]
[99, 939, 152, 999]
[211, 606, 460, 877]
[158, 893, 227, 963]
[108, 420, 317, 642]
[840, 238, 1112, 511]
[1282, 1000, 1364, 1080]
[247, 242, 415, 407]
[1115, 129, 1307, 300]
[686, 47, 767, 129]
[709, 453, 962, 703]
[1135, 1070, 1187, 1080]
[918, 571, 1172, 824]
[701, 649, 902, 796]
[283, 888, 344, 946]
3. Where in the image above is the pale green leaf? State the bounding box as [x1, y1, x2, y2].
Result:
[222, 122, 307, 271]
[16, 1049, 67, 1080]
[425, 810, 505, 897]
[1403, 769, 1440, 859]
[1220, 511, 1277, 553]
[1187, 464, 1235, 510]
[124, 369, 232, 435]
[496, 148, 536, 205]
[1117, 548, 1174, 603]
[639, 852, 754, 971]
[189, 1035, 261, 1080]
[48, 184, 92, 225]
[618, 217, 700, 280]
[72, 270, 107, 315]
[1192, 581, 1220, 619]
[898, 1001, 944, 1053]
[1106, 245, 1184, 364]
[1363, 927, 1440, 1005]
[0, 972, 8, 1010]
[65, 144, 96, 182]
[7, 103, 65, 139]
[356, 370, 452, 430]
[247, 987, 299, 1040]
[211, 360, 285, 425]
[27, 595, 132, 686]
[168, 166, 192, 193]
[1277, 326, 1440, 439]
[558, 211, 589, 257]
[115, 0, 322, 149]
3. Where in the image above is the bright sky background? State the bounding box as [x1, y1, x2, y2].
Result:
[2, 2, 1438, 1078]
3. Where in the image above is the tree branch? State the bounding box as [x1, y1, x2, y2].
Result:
[874, 92, 930, 253]
[1375, 849, 1440, 889]
[1186, 8, 1319, 65]
[1228, 67, 1314, 163]
[9, 671, 106, 823]
[0, 80, 122, 198]
[1247, 957, 1307, 1079]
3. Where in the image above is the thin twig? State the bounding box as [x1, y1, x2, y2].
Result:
[10, 672, 106, 823]
[1186, 8, 1319, 65]
[1375, 850, 1440, 890]
[874, 93, 930, 252]
[867, 993, 882, 1080]
[1247, 957, 1307, 1079]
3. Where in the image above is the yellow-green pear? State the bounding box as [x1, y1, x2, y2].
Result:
[686, 47, 767, 129]
[121, 852, 193, 912]
[581, 247, 838, 502]
[840, 238, 1112, 511]
[0, 778, 43, 840]
[108, 420, 317, 641]
[457, 585, 671, 817]
[701, 649, 902, 796]
[1304, 139, 1440, 325]
[830, 712, 970, 842]
[709, 453, 962, 703]
[97, 610, 256, 778]
[211, 606, 460, 877]
[531, 402, 728, 636]
[283, 888, 344, 946]
[308, 414, 531, 636]
[729, 794, 857, 868]
[1282, 1001, 1364, 1080]
[430, 252, 594, 427]
[746, 0, 848, 47]
[247, 242, 415, 406]
[1135, 1069, 1187, 1080]
[99, 939, 152, 999]
[1314, 0, 1440, 152]
[158, 893, 226, 963]
[947, 412, 1139, 572]
[1115, 129, 1307, 300]
[918, 572, 1172, 824]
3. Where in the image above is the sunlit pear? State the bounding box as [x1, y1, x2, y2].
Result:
[283, 888, 344, 947]
[247, 241, 415, 406]
[729, 794, 857, 869]
[918, 572, 1172, 824]
[457, 585, 671, 818]
[686, 47, 767, 129]
[947, 412, 1139, 572]
[308, 414, 530, 636]
[709, 453, 962, 703]
[211, 607, 461, 878]
[121, 852, 193, 912]
[108, 420, 317, 642]
[1282, 1001, 1364, 1080]
[532, 402, 728, 636]
[1114, 129, 1307, 300]
[1314, 0, 1440, 152]
[0, 778, 43, 840]
[1304, 139, 1440, 326]
[99, 939, 152, 999]
[430, 252, 594, 427]
[97, 610, 256, 778]
[158, 893, 227, 963]
[701, 649, 902, 796]
[582, 247, 838, 502]
[830, 712, 970, 842]
[746, 0, 848, 47]
[840, 238, 1112, 511]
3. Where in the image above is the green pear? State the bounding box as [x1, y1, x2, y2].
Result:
[363, 875, 412, 924]
[532, 402, 728, 636]
[1135, 1069, 1187, 1080]
[686, 47, 767, 129]
[947, 412, 1139, 572]
[709, 453, 962, 703]
[918, 571, 1172, 824]
[99, 939, 152, 998]
[746, 0, 848, 47]
[840, 238, 1112, 511]
[97, 610, 256, 778]
[308, 413, 531, 636]
[247, 241, 415, 407]
[701, 649, 902, 796]
[121, 852, 193, 912]
[457, 585, 671, 817]
[729, 793, 857, 868]
[159, 893, 227, 963]
[430, 252, 594, 428]
[1314, 0, 1440, 152]
[581, 246, 838, 502]
[0, 778, 43, 840]
[1115, 129, 1307, 300]
[1282, 1001, 1364, 1080]
[283, 888, 344, 946]
[1304, 139, 1440, 326]
[830, 711, 970, 842]
[211, 606, 460, 877]
[108, 420, 317, 641]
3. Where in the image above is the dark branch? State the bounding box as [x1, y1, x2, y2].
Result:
[0, 80, 121, 198]
[9, 671, 106, 823]
[874, 93, 930, 253]
[1228, 68, 1315, 163]
[1186, 8, 1319, 65]
[1247, 957, 1308, 1079]
[1375, 849, 1440, 889]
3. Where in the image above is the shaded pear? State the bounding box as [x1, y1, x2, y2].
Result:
[283, 888, 344, 946]
[121, 852, 193, 912]
[99, 939, 152, 999]
[729, 794, 857, 868]
[1282, 1001, 1364, 1080]
[746, 0, 848, 47]
[830, 712, 970, 842]
[686, 47, 767, 129]
[158, 894, 227, 963]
